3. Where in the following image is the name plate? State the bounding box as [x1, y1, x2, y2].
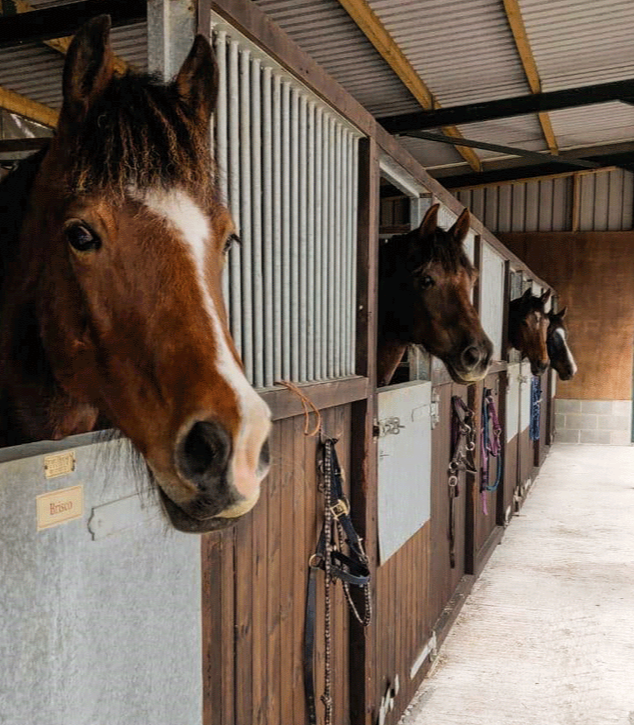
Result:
[44, 451, 76, 479]
[36, 485, 84, 531]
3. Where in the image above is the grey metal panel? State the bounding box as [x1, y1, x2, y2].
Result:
[211, 15, 360, 385]
[369, 0, 531, 105]
[522, 0, 634, 91]
[254, 0, 419, 117]
[0, 25, 147, 111]
[452, 168, 634, 233]
[377, 381, 432, 564]
[0, 438, 201, 725]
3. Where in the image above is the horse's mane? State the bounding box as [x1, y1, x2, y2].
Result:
[0, 147, 48, 292]
[382, 227, 475, 277]
[66, 70, 216, 200]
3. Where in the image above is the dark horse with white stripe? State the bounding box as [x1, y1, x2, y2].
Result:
[547, 307, 577, 381]
[0, 17, 270, 532]
[377, 204, 493, 387]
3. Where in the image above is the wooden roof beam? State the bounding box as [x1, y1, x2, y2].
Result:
[503, 0, 558, 154]
[335, 0, 482, 172]
[0, 84, 58, 128]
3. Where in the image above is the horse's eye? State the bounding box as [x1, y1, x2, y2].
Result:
[224, 233, 240, 254]
[420, 275, 435, 289]
[65, 223, 101, 253]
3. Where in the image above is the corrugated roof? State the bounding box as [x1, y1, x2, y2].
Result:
[253, 0, 420, 117]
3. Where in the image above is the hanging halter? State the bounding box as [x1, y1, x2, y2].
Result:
[304, 436, 372, 725]
[480, 387, 503, 515]
[530, 375, 542, 441]
[448, 396, 476, 568]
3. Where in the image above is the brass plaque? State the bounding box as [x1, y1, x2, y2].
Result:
[36, 485, 84, 531]
[44, 451, 76, 479]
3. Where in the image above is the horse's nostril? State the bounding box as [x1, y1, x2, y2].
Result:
[259, 439, 270, 472]
[179, 420, 231, 481]
[461, 346, 481, 369]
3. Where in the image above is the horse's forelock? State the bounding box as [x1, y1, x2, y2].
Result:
[61, 70, 215, 201]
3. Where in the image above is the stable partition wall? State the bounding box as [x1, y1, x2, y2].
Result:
[0, 436, 203, 725]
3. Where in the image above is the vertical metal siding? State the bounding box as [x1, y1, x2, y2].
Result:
[212, 18, 360, 387]
[455, 169, 634, 233]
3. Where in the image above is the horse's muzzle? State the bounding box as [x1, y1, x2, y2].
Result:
[162, 418, 270, 533]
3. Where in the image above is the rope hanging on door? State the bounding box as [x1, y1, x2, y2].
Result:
[448, 396, 476, 568]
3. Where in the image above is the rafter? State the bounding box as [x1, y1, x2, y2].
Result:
[503, 0, 558, 154]
[335, 0, 481, 172]
[0, 84, 58, 127]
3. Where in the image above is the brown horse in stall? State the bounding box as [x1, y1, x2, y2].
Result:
[547, 307, 577, 381]
[0, 17, 271, 532]
[507, 288, 551, 376]
[377, 204, 493, 387]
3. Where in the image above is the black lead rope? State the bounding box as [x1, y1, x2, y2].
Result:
[304, 437, 372, 725]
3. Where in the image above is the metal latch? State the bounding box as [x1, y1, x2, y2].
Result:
[430, 391, 440, 429]
[375, 417, 405, 437]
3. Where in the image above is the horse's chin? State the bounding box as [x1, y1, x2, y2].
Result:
[444, 362, 487, 386]
[158, 488, 249, 533]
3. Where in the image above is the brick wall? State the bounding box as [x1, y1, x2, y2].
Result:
[555, 400, 631, 445]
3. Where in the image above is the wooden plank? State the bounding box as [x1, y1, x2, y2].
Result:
[0, 85, 58, 127]
[334, 0, 480, 171]
[261, 377, 368, 422]
[263, 420, 280, 725]
[502, 0, 558, 153]
[349, 136, 379, 725]
[234, 511, 254, 723]
[278, 418, 295, 725]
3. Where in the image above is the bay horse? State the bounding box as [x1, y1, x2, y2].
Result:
[0, 17, 271, 533]
[547, 307, 577, 380]
[377, 204, 493, 387]
[507, 288, 550, 376]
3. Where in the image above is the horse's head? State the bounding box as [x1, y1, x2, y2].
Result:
[547, 307, 577, 381]
[508, 288, 550, 376]
[19, 17, 270, 532]
[379, 204, 492, 385]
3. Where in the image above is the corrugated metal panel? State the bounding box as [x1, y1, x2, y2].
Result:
[369, 0, 531, 106]
[521, 0, 634, 92]
[212, 14, 360, 387]
[253, 0, 420, 117]
[0, 24, 147, 111]
[454, 169, 633, 232]
[549, 102, 634, 149]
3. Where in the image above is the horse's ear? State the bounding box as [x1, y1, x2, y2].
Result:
[449, 208, 470, 244]
[418, 203, 440, 239]
[521, 288, 533, 302]
[540, 289, 552, 305]
[62, 15, 114, 121]
[558, 306, 567, 319]
[175, 35, 219, 126]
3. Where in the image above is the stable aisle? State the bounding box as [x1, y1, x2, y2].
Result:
[399, 444, 634, 725]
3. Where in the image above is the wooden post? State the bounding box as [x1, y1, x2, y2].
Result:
[349, 136, 379, 725]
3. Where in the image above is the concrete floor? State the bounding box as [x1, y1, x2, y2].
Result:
[399, 444, 634, 725]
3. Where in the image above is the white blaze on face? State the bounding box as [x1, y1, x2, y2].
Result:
[130, 187, 271, 508]
[553, 327, 578, 376]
